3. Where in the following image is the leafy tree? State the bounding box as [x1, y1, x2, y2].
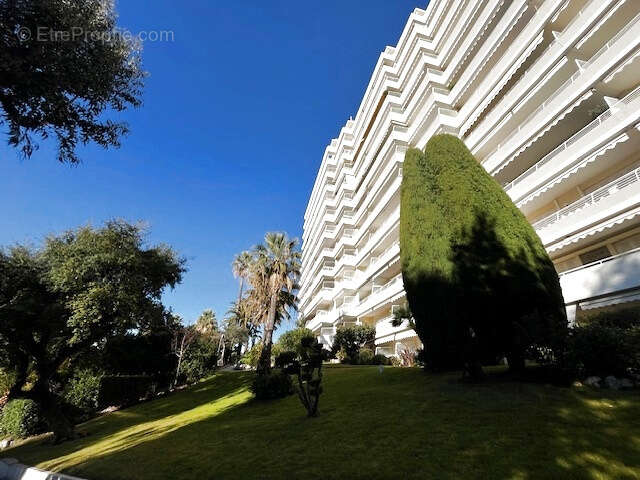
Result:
[331, 325, 376, 363]
[0, 220, 185, 441]
[273, 327, 315, 358]
[0, 0, 145, 163]
[400, 135, 567, 377]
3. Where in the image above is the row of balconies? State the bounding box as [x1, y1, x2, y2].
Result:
[305, 2, 536, 238]
[504, 83, 640, 208]
[300, 165, 402, 288]
[481, 7, 640, 174]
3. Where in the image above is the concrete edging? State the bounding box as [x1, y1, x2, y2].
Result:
[0, 458, 86, 480]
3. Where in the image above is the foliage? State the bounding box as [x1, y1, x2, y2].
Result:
[0, 220, 185, 439]
[577, 304, 640, 329]
[241, 343, 263, 368]
[331, 325, 376, 363]
[64, 369, 103, 420]
[400, 135, 567, 375]
[250, 370, 293, 400]
[179, 337, 218, 384]
[0, 368, 16, 398]
[0, 398, 43, 438]
[98, 376, 154, 409]
[281, 337, 324, 417]
[391, 303, 416, 330]
[357, 348, 375, 365]
[0, 0, 145, 163]
[398, 347, 417, 368]
[273, 327, 315, 358]
[373, 354, 392, 366]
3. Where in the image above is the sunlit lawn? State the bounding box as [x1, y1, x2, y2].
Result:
[5, 366, 640, 480]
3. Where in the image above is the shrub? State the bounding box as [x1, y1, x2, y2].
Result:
[241, 343, 263, 368]
[274, 350, 297, 369]
[400, 135, 567, 373]
[0, 399, 43, 438]
[357, 348, 375, 365]
[281, 337, 324, 417]
[331, 325, 376, 363]
[373, 354, 392, 365]
[64, 369, 102, 419]
[273, 328, 315, 358]
[98, 375, 154, 409]
[250, 370, 293, 400]
[180, 338, 218, 383]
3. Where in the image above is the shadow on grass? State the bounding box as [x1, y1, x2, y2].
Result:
[6, 367, 640, 480]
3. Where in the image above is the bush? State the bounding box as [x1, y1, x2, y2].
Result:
[357, 348, 375, 365]
[273, 328, 316, 358]
[563, 323, 640, 378]
[400, 135, 567, 372]
[250, 370, 293, 400]
[98, 375, 154, 409]
[241, 343, 263, 368]
[372, 354, 392, 365]
[331, 325, 376, 363]
[180, 338, 218, 384]
[274, 350, 297, 369]
[64, 369, 102, 419]
[0, 399, 43, 438]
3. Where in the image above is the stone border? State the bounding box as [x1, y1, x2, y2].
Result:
[0, 458, 86, 480]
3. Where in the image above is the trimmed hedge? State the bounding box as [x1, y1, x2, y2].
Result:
[400, 135, 567, 371]
[0, 399, 43, 438]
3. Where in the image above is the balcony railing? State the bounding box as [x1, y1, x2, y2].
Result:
[533, 166, 640, 231]
[485, 10, 640, 167]
[503, 84, 640, 192]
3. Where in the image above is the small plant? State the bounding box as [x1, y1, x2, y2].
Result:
[0, 399, 43, 439]
[398, 346, 417, 367]
[282, 337, 324, 417]
[64, 369, 102, 420]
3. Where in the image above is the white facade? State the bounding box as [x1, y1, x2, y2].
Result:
[300, 0, 640, 354]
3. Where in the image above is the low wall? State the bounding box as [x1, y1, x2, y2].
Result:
[0, 458, 86, 480]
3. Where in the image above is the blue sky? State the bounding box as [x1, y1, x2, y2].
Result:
[0, 0, 424, 331]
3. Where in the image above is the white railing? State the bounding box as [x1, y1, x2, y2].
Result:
[533, 166, 640, 231]
[559, 246, 640, 277]
[502, 83, 640, 192]
[485, 10, 640, 166]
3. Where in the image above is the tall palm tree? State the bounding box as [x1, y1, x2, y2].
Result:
[232, 251, 253, 304]
[250, 232, 301, 374]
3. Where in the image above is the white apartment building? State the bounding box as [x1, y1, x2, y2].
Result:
[299, 0, 640, 356]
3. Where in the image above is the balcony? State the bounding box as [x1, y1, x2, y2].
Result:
[559, 247, 640, 304]
[503, 84, 640, 202]
[534, 166, 640, 246]
[482, 9, 640, 174]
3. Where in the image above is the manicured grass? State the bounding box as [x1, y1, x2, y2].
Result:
[5, 366, 640, 479]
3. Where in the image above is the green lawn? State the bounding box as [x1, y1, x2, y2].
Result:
[5, 366, 640, 480]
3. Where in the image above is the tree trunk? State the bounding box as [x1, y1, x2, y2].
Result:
[257, 292, 278, 375]
[30, 376, 75, 443]
[237, 278, 244, 305]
